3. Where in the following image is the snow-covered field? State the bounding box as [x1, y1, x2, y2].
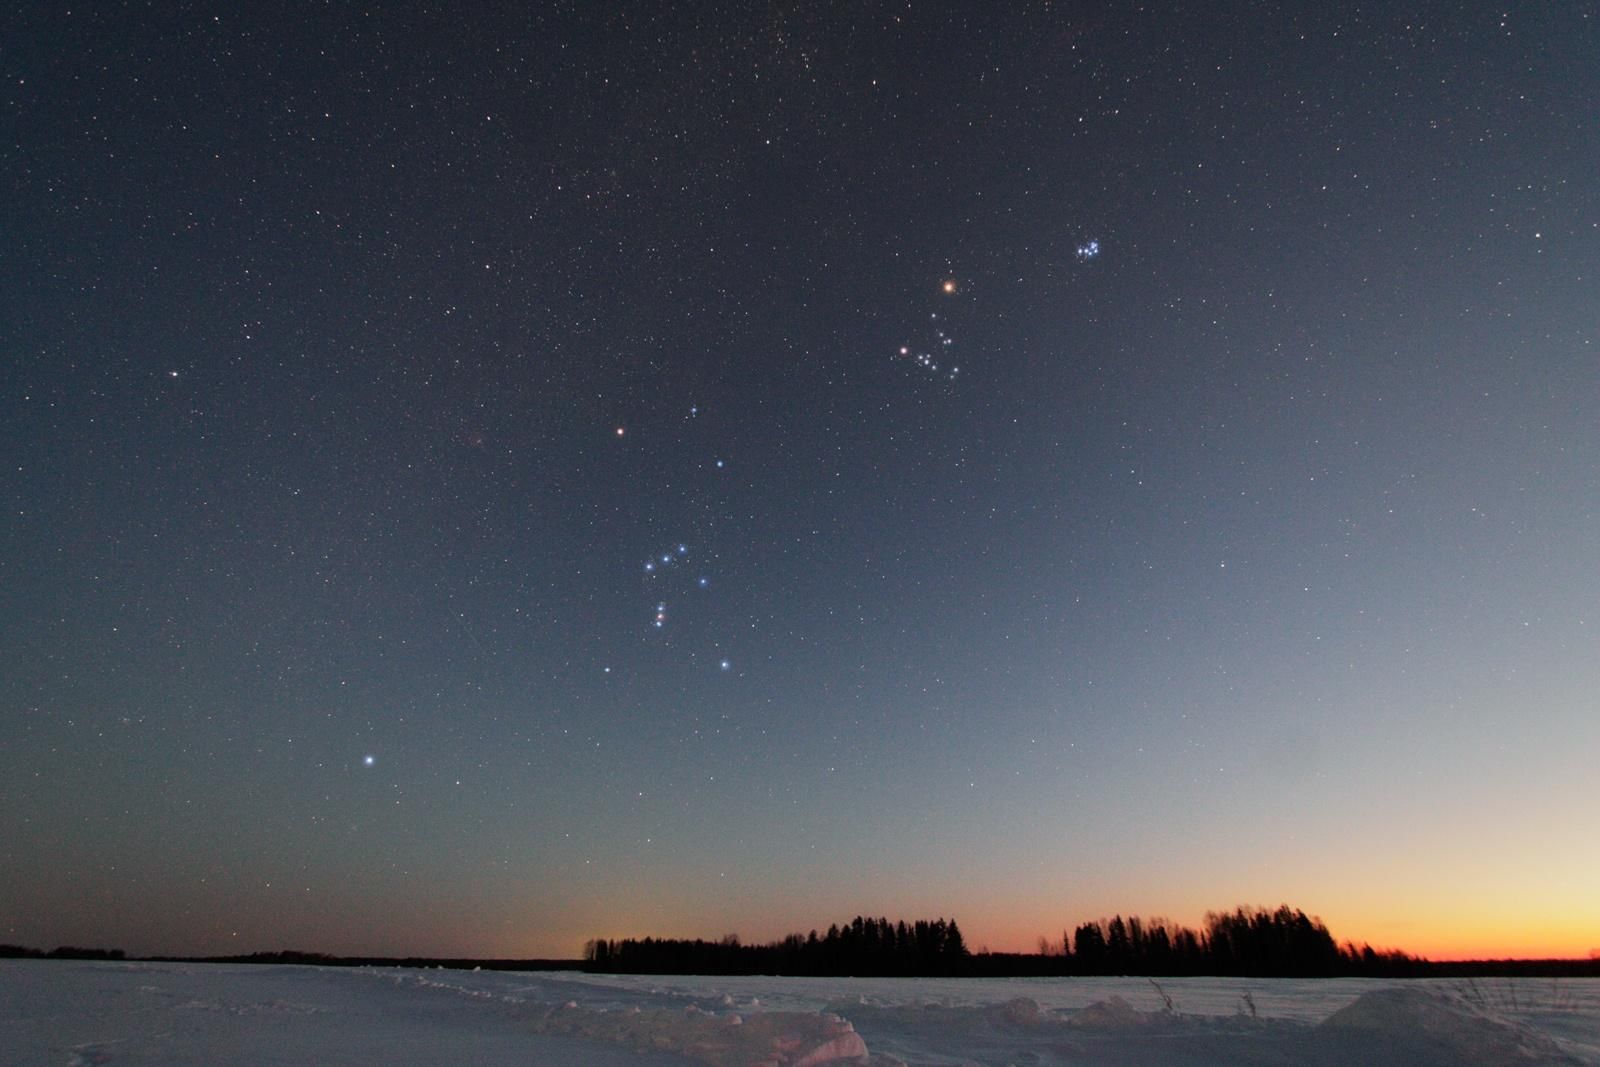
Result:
[3, 960, 1596, 1065]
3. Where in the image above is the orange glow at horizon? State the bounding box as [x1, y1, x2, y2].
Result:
[603, 872, 1600, 966]
[467, 831, 1600, 964]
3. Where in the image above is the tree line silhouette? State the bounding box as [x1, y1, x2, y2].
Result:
[586, 916, 969, 976]
[8, 907, 1594, 978]
[586, 906, 1434, 977]
[1038, 906, 1419, 978]
[0, 944, 126, 961]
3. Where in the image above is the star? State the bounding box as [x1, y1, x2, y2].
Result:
[362, 755, 375, 767]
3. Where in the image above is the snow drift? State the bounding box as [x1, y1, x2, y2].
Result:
[2, 960, 1594, 1066]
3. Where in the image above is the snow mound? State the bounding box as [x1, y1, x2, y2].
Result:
[994, 996, 1048, 1026]
[1318, 987, 1582, 1066]
[819, 996, 1065, 1034]
[532, 1002, 870, 1066]
[1069, 995, 1152, 1029]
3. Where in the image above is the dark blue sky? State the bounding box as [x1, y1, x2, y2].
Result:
[4, 2, 1597, 959]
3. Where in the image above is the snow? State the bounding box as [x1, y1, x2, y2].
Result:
[1319, 986, 1580, 1064]
[0, 962, 694, 1067]
[2, 960, 1595, 1066]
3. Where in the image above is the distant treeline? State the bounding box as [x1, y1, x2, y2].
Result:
[8, 912, 1597, 979]
[0, 945, 126, 960]
[168, 950, 587, 972]
[587, 906, 1592, 979]
[0, 945, 582, 972]
[586, 916, 969, 976]
[1027, 906, 1419, 978]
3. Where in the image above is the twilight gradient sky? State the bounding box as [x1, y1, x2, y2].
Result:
[4, 3, 1598, 962]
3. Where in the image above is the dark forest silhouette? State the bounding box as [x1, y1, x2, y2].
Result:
[1053, 906, 1410, 977]
[588, 906, 1435, 978]
[587, 916, 970, 976]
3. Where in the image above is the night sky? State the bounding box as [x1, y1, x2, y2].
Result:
[4, 3, 1598, 962]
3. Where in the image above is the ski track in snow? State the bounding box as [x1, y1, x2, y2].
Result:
[2, 960, 1596, 1066]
